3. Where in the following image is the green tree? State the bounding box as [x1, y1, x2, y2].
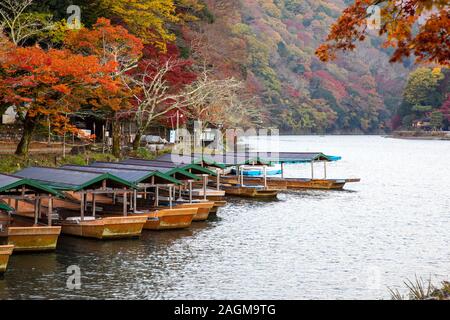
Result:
[430, 111, 444, 131]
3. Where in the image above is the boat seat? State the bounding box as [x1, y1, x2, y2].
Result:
[65, 216, 97, 224]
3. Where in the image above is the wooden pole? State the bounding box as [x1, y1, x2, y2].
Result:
[155, 186, 159, 207]
[92, 193, 96, 217]
[123, 189, 128, 217]
[48, 196, 53, 226]
[263, 166, 268, 190]
[324, 161, 327, 179]
[133, 189, 137, 213]
[80, 193, 85, 222]
[216, 169, 221, 191]
[311, 161, 315, 180]
[203, 175, 207, 201]
[38, 198, 42, 219]
[34, 198, 39, 225]
[281, 163, 285, 179]
[169, 186, 173, 209]
[102, 124, 106, 154]
[189, 181, 193, 204]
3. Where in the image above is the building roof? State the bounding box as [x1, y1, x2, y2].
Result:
[89, 162, 201, 181]
[121, 159, 217, 176]
[156, 152, 341, 166]
[0, 173, 61, 196]
[61, 165, 181, 185]
[14, 167, 136, 191]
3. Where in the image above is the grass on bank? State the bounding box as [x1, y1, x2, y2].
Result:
[0, 147, 171, 174]
[389, 277, 450, 300]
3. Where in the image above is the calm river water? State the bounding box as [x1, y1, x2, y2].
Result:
[1, 135, 449, 300]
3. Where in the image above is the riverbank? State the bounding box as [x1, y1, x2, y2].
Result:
[391, 279, 450, 300]
[387, 131, 450, 141]
[0, 145, 170, 174]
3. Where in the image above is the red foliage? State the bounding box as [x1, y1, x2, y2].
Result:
[440, 96, 450, 121]
[140, 43, 197, 91]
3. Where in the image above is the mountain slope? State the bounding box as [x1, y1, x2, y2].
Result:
[189, 0, 411, 133]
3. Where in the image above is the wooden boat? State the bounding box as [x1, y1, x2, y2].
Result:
[222, 184, 279, 199]
[284, 178, 361, 190]
[1, 211, 61, 252]
[0, 245, 14, 273]
[138, 207, 198, 230]
[60, 216, 147, 240]
[19, 198, 146, 240]
[220, 176, 360, 191]
[0, 174, 63, 252]
[6, 225, 61, 252]
[168, 201, 215, 221]
[186, 188, 227, 215]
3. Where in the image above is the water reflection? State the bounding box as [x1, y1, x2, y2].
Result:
[1, 136, 449, 299]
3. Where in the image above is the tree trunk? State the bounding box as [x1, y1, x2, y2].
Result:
[15, 114, 39, 156]
[132, 131, 142, 151]
[112, 117, 121, 158]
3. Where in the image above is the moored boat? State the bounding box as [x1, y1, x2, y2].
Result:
[220, 176, 360, 191]
[14, 167, 147, 240]
[177, 201, 215, 221]
[0, 245, 14, 273]
[222, 185, 279, 199]
[139, 207, 198, 230]
[0, 174, 62, 252]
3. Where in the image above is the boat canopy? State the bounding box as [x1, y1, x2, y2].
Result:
[268, 152, 341, 164]
[14, 167, 136, 191]
[156, 152, 341, 167]
[121, 159, 217, 176]
[60, 165, 182, 186]
[90, 162, 201, 181]
[0, 201, 13, 212]
[0, 173, 61, 197]
[155, 153, 227, 169]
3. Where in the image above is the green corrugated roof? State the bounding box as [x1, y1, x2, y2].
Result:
[0, 202, 13, 212]
[15, 168, 137, 192]
[61, 165, 182, 186]
[0, 174, 62, 197]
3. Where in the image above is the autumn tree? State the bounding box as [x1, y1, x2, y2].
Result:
[0, 0, 53, 45]
[100, 0, 178, 50]
[316, 0, 450, 66]
[0, 44, 117, 155]
[64, 18, 144, 157]
[127, 44, 197, 150]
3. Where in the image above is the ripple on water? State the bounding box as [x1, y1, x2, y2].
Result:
[1, 136, 449, 299]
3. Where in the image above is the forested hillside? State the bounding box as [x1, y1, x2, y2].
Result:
[2, 0, 447, 151]
[187, 0, 414, 134]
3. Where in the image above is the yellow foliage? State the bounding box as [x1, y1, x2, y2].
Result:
[101, 0, 179, 50]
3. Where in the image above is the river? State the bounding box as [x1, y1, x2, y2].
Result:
[1, 135, 449, 300]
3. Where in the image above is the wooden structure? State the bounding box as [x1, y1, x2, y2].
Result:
[156, 152, 360, 191]
[121, 159, 227, 214]
[0, 244, 13, 273]
[0, 174, 62, 252]
[14, 167, 147, 240]
[90, 162, 215, 221]
[61, 165, 198, 231]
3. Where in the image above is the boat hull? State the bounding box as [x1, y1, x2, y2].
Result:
[6, 226, 61, 252]
[61, 216, 146, 240]
[224, 186, 279, 199]
[0, 245, 14, 273]
[141, 208, 197, 230]
[221, 176, 360, 191]
[175, 202, 214, 221]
